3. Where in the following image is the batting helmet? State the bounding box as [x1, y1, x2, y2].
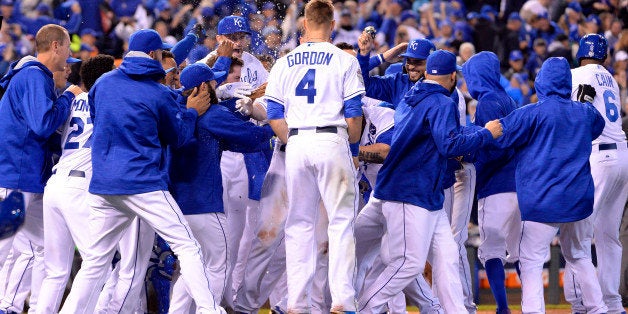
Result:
[576, 33, 608, 62]
[0, 191, 25, 240]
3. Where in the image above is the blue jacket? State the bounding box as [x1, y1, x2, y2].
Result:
[0, 57, 75, 192]
[88, 55, 198, 194]
[374, 81, 495, 210]
[462, 51, 517, 198]
[496, 57, 604, 223]
[169, 104, 275, 215]
[357, 53, 414, 107]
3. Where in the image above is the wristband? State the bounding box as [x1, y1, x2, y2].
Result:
[350, 142, 360, 157]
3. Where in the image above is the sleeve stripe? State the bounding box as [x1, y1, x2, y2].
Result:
[265, 95, 284, 105]
[344, 89, 365, 101]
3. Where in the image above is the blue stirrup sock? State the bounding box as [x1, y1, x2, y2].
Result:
[485, 258, 509, 311]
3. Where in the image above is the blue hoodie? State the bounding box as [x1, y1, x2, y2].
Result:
[0, 56, 75, 192]
[169, 100, 274, 215]
[88, 54, 198, 195]
[462, 51, 518, 198]
[496, 57, 604, 223]
[374, 81, 495, 210]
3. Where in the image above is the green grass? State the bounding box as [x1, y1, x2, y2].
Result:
[404, 304, 573, 311]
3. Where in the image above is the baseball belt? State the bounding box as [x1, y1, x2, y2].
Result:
[288, 126, 338, 137]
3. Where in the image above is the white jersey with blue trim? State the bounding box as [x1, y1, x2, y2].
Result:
[265, 41, 365, 129]
[455, 87, 467, 126]
[360, 97, 394, 186]
[571, 64, 626, 145]
[53, 92, 92, 173]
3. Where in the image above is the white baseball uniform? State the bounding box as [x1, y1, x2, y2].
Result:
[266, 41, 364, 312]
[565, 63, 628, 313]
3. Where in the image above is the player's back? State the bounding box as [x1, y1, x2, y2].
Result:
[55, 92, 92, 173]
[268, 42, 363, 128]
[571, 64, 627, 144]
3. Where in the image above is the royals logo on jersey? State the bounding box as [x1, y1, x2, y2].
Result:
[54, 92, 93, 173]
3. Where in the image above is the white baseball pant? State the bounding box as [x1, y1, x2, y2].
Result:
[477, 192, 521, 265]
[0, 192, 44, 313]
[37, 172, 92, 313]
[59, 191, 224, 314]
[564, 144, 628, 313]
[519, 219, 607, 314]
[232, 199, 260, 298]
[93, 217, 154, 314]
[0, 249, 14, 296]
[170, 212, 229, 313]
[284, 129, 358, 313]
[357, 199, 465, 314]
[441, 162, 477, 313]
[0, 238, 12, 268]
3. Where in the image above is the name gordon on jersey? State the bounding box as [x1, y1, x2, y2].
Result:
[286, 51, 333, 68]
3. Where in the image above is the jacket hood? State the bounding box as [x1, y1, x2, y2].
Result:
[0, 56, 49, 90]
[534, 57, 571, 100]
[403, 81, 450, 107]
[119, 52, 165, 81]
[462, 51, 504, 100]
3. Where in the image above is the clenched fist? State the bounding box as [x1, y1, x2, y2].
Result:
[485, 119, 503, 139]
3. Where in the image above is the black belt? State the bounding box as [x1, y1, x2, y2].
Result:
[279, 144, 286, 152]
[599, 142, 628, 150]
[288, 126, 338, 137]
[52, 169, 86, 177]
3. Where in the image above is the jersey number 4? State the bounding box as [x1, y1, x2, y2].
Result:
[63, 117, 93, 149]
[295, 69, 317, 104]
[603, 90, 619, 122]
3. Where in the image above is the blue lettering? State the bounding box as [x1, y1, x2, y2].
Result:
[323, 53, 332, 65]
[287, 52, 334, 67]
[302, 52, 309, 65]
[287, 55, 294, 67]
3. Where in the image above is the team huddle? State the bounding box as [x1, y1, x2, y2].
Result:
[0, 0, 626, 314]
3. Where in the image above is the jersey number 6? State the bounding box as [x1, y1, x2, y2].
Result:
[603, 90, 619, 122]
[296, 69, 317, 104]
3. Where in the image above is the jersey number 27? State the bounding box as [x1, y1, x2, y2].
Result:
[63, 117, 92, 149]
[295, 69, 317, 104]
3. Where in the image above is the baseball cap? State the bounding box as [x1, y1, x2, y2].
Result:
[80, 28, 100, 37]
[201, 6, 214, 17]
[586, 14, 601, 26]
[217, 15, 251, 35]
[426, 50, 458, 75]
[66, 57, 81, 63]
[566, 2, 582, 13]
[466, 12, 479, 20]
[262, 1, 275, 10]
[400, 38, 436, 60]
[481, 4, 496, 15]
[128, 29, 172, 53]
[80, 43, 94, 52]
[0, 0, 13, 6]
[179, 63, 226, 91]
[400, 10, 419, 23]
[507, 12, 522, 22]
[156, 1, 171, 12]
[36, 3, 50, 14]
[509, 50, 523, 61]
[615, 50, 628, 62]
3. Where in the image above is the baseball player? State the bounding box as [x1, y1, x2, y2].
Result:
[462, 51, 520, 314]
[564, 34, 628, 314]
[167, 63, 275, 312]
[58, 29, 224, 314]
[494, 57, 607, 314]
[266, 0, 364, 311]
[35, 55, 114, 313]
[357, 50, 502, 314]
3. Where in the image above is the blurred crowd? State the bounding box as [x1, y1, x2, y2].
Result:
[1, 0, 628, 118]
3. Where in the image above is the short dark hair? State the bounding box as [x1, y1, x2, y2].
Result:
[305, 0, 334, 26]
[229, 57, 244, 73]
[162, 50, 175, 60]
[81, 54, 115, 91]
[36, 24, 68, 53]
[335, 42, 355, 51]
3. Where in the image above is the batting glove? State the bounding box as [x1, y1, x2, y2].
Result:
[235, 97, 253, 116]
[576, 84, 596, 103]
[216, 82, 254, 100]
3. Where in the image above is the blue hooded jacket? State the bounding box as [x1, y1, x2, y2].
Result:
[169, 100, 274, 215]
[0, 56, 75, 192]
[462, 51, 518, 198]
[496, 57, 604, 223]
[374, 81, 495, 210]
[88, 55, 198, 195]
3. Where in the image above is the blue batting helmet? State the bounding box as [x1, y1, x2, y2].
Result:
[576, 33, 608, 62]
[0, 191, 25, 240]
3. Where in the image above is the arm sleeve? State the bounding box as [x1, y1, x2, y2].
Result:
[344, 57, 366, 101]
[368, 54, 384, 71]
[430, 97, 495, 157]
[211, 56, 232, 86]
[203, 108, 275, 153]
[157, 90, 199, 149]
[589, 104, 605, 139]
[20, 69, 73, 138]
[495, 107, 532, 149]
[376, 126, 394, 145]
[171, 33, 198, 66]
[266, 99, 285, 120]
[379, 17, 397, 48]
[265, 64, 285, 119]
[343, 94, 363, 118]
[356, 53, 395, 103]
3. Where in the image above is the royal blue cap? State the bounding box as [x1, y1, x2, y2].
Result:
[426, 50, 457, 75]
[509, 50, 523, 61]
[66, 57, 81, 63]
[80, 43, 94, 52]
[80, 28, 100, 37]
[262, 1, 275, 10]
[508, 12, 522, 21]
[466, 12, 479, 20]
[0, 0, 14, 6]
[400, 10, 419, 22]
[180, 63, 226, 91]
[567, 2, 582, 13]
[399, 38, 435, 60]
[128, 29, 172, 53]
[586, 14, 601, 26]
[217, 15, 251, 35]
[36, 3, 50, 14]
[201, 6, 214, 17]
[481, 4, 496, 14]
[156, 1, 171, 12]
